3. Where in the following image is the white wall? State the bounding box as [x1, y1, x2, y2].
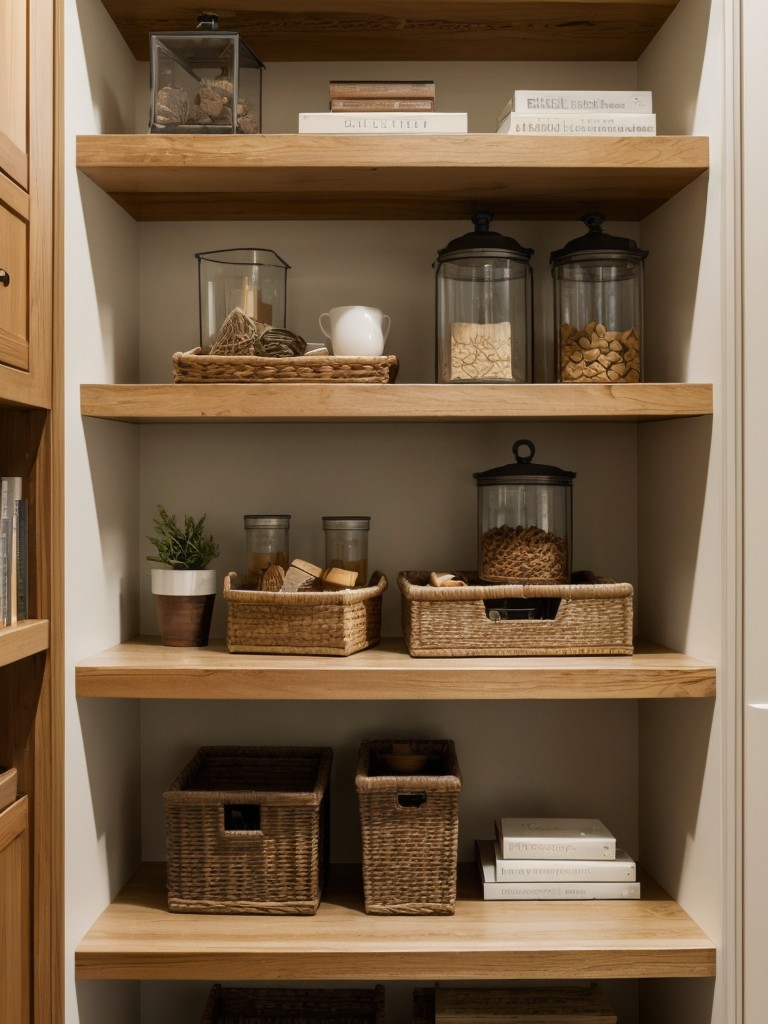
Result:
[64, 5, 734, 1023]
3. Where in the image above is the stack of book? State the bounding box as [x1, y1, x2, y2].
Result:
[476, 816, 640, 900]
[432, 983, 617, 1024]
[0, 476, 27, 626]
[299, 80, 467, 134]
[496, 90, 656, 136]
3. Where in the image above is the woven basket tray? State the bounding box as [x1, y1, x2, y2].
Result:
[173, 348, 399, 384]
[224, 571, 387, 656]
[399, 570, 633, 657]
[165, 745, 332, 915]
[201, 984, 385, 1024]
[356, 739, 461, 916]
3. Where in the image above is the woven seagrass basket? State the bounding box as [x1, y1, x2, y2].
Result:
[356, 739, 461, 915]
[412, 984, 615, 1024]
[165, 745, 332, 914]
[399, 570, 633, 657]
[201, 984, 386, 1024]
[224, 571, 386, 656]
[173, 348, 399, 384]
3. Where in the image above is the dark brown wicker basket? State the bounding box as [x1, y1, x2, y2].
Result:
[165, 746, 332, 914]
[399, 570, 634, 657]
[201, 984, 386, 1024]
[224, 571, 386, 656]
[412, 984, 616, 1024]
[356, 739, 461, 915]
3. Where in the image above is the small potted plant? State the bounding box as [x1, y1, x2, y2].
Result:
[148, 505, 220, 647]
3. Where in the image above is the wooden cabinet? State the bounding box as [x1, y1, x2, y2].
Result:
[70, 1, 726, 1021]
[0, 796, 30, 1024]
[0, 0, 28, 189]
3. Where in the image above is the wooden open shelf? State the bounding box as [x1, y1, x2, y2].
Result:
[0, 620, 50, 669]
[74, 861, 716, 981]
[75, 135, 709, 221]
[97, 1, 680, 62]
[80, 383, 713, 424]
[75, 637, 715, 701]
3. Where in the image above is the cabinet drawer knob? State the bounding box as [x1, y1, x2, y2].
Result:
[0, 269, 9, 287]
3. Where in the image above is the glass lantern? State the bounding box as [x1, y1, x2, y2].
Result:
[474, 439, 575, 584]
[149, 14, 264, 134]
[435, 213, 533, 384]
[197, 248, 290, 347]
[551, 214, 647, 383]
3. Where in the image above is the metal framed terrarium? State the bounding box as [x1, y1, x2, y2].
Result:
[149, 14, 264, 134]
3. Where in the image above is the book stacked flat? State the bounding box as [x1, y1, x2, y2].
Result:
[496, 90, 656, 136]
[432, 983, 618, 1024]
[299, 80, 467, 134]
[476, 817, 640, 900]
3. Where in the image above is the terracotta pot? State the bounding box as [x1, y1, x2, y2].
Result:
[151, 569, 216, 647]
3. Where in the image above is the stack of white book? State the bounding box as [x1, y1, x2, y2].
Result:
[496, 90, 656, 136]
[476, 817, 640, 900]
[299, 79, 467, 134]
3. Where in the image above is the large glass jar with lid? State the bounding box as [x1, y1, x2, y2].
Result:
[435, 213, 533, 384]
[551, 213, 647, 383]
[243, 514, 290, 587]
[474, 439, 575, 584]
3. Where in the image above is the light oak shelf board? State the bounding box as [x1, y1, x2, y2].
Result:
[74, 861, 716, 981]
[99, 1, 681, 63]
[75, 637, 715, 700]
[0, 620, 50, 668]
[75, 135, 709, 221]
[80, 383, 713, 424]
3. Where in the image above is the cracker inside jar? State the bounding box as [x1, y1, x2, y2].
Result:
[560, 321, 640, 383]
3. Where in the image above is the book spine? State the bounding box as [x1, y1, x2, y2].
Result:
[330, 98, 435, 112]
[0, 517, 8, 627]
[499, 837, 616, 859]
[1, 478, 21, 626]
[482, 879, 641, 900]
[497, 113, 656, 136]
[15, 497, 27, 621]
[494, 848, 636, 882]
[513, 90, 653, 112]
[329, 80, 435, 99]
[299, 112, 467, 134]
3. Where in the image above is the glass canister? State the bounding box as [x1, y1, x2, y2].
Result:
[243, 515, 290, 586]
[197, 248, 290, 347]
[474, 440, 575, 584]
[323, 516, 370, 586]
[435, 213, 534, 384]
[149, 13, 264, 134]
[551, 213, 647, 383]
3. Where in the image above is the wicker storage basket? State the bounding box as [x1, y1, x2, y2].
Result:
[201, 984, 386, 1024]
[399, 570, 633, 657]
[164, 745, 332, 914]
[173, 348, 399, 384]
[356, 739, 461, 915]
[224, 571, 387, 656]
[412, 984, 616, 1024]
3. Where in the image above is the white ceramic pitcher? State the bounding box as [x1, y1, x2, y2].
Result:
[318, 305, 391, 357]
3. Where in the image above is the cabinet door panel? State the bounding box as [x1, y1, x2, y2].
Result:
[0, 191, 30, 371]
[0, 796, 30, 1024]
[0, 0, 28, 189]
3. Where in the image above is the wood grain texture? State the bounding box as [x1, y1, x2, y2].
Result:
[75, 636, 715, 700]
[0, 621, 49, 669]
[75, 135, 709, 222]
[0, 798, 29, 1024]
[96, 1, 679, 61]
[79, 383, 714, 423]
[74, 861, 716, 981]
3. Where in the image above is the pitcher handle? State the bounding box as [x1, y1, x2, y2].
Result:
[381, 314, 391, 341]
[318, 312, 331, 339]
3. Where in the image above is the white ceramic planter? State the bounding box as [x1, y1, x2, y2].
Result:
[150, 568, 217, 596]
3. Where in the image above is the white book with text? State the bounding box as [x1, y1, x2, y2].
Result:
[299, 111, 467, 134]
[510, 90, 653, 115]
[477, 841, 639, 900]
[494, 840, 636, 881]
[497, 112, 656, 136]
[495, 817, 616, 860]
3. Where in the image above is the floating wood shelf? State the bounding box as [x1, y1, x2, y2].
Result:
[0, 620, 50, 669]
[75, 637, 715, 700]
[80, 383, 713, 424]
[97, 1, 681, 62]
[74, 861, 716, 981]
[75, 135, 709, 221]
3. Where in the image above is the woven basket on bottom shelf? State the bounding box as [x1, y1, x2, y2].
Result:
[412, 985, 616, 1024]
[399, 570, 634, 657]
[173, 348, 399, 383]
[224, 571, 386, 656]
[164, 745, 332, 915]
[201, 984, 386, 1024]
[356, 739, 461, 916]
